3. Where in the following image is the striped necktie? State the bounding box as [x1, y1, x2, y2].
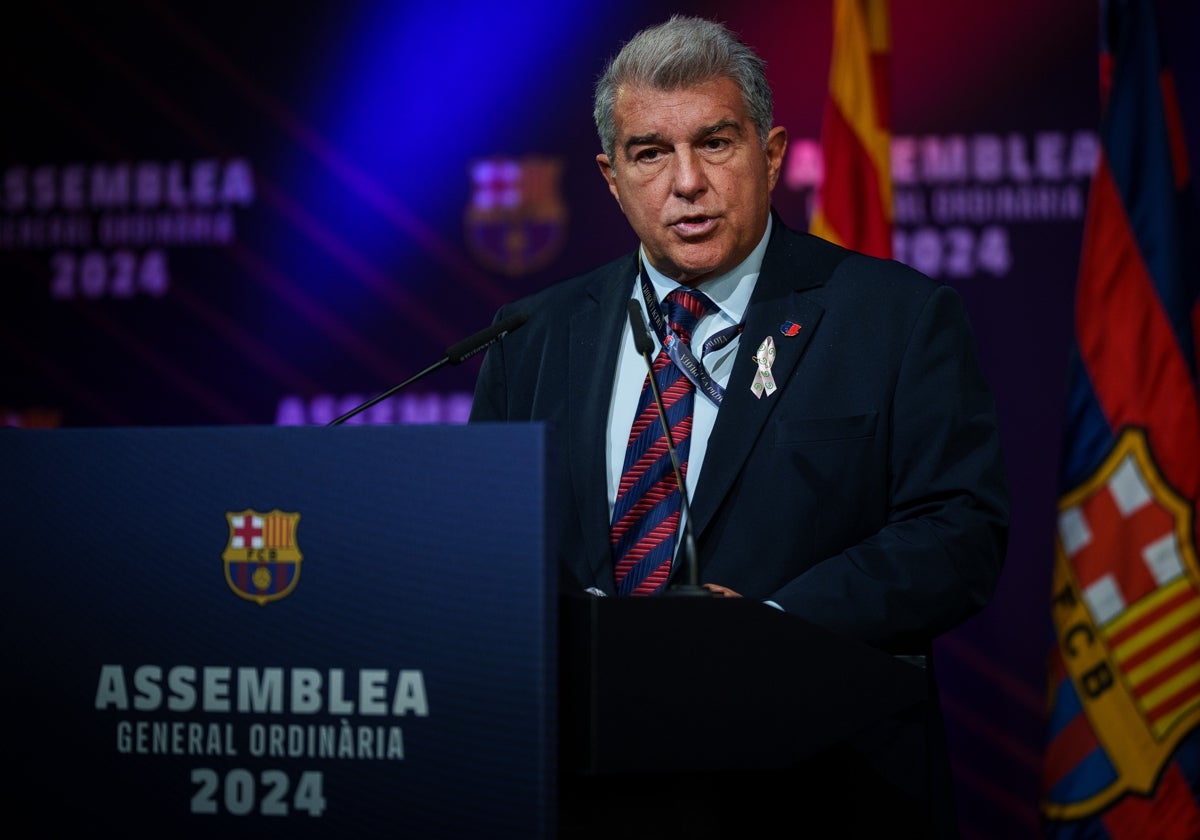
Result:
[610, 287, 712, 596]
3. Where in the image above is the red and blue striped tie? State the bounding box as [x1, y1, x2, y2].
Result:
[611, 288, 711, 596]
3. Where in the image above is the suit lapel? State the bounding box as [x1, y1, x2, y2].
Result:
[689, 225, 831, 540]
[568, 253, 638, 590]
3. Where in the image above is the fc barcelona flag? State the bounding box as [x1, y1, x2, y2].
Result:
[1042, 1, 1200, 837]
[809, 0, 892, 258]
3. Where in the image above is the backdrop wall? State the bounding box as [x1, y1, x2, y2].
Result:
[4, 2, 1198, 836]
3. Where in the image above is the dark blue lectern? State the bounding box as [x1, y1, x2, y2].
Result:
[0, 424, 556, 838]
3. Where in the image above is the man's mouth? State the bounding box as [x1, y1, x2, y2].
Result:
[670, 215, 717, 236]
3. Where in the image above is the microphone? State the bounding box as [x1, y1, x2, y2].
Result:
[328, 312, 528, 426]
[626, 300, 709, 597]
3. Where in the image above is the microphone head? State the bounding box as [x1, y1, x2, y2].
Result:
[626, 300, 656, 356]
[447, 312, 528, 364]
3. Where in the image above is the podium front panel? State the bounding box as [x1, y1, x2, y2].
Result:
[0, 424, 555, 838]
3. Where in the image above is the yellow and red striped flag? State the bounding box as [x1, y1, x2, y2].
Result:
[809, 0, 893, 258]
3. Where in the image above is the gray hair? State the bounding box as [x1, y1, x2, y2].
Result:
[593, 15, 775, 162]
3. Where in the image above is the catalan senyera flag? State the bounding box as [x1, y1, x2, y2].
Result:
[1042, 1, 1200, 837]
[809, 0, 892, 258]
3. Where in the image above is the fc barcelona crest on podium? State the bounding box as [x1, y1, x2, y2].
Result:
[223, 509, 303, 605]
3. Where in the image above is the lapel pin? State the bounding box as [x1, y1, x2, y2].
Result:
[780, 321, 802, 336]
[750, 335, 777, 399]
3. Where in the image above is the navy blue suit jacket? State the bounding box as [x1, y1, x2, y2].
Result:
[470, 215, 1009, 654]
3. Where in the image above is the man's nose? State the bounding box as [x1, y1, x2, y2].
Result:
[671, 149, 707, 201]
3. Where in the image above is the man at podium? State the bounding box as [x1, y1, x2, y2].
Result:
[469, 14, 1008, 838]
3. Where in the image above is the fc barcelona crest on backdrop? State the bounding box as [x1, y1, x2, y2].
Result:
[465, 155, 567, 276]
[1044, 427, 1200, 819]
[223, 509, 302, 605]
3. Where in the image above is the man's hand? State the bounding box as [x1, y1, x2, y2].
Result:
[702, 584, 742, 598]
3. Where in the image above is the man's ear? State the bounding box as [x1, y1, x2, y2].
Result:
[764, 126, 788, 192]
[596, 153, 623, 208]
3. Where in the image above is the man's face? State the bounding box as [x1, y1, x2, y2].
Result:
[597, 75, 787, 286]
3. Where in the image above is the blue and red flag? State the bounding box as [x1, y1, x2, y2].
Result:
[1042, 1, 1200, 837]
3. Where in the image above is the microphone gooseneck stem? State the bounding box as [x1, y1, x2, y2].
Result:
[640, 348, 700, 589]
[327, 358, 448, 426]
[327, 312, 528, 427]
[626, 299, 707, 596]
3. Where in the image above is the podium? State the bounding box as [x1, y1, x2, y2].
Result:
[2, 424, 950, 838]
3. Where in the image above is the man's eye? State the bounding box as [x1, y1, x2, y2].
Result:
[704, 137, 731, 151]
[635, 149, 662, 162]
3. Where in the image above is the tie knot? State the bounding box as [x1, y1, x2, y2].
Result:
[662, 288, 713, 345]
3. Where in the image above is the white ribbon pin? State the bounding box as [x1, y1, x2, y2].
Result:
[751, 335, 777, 398]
